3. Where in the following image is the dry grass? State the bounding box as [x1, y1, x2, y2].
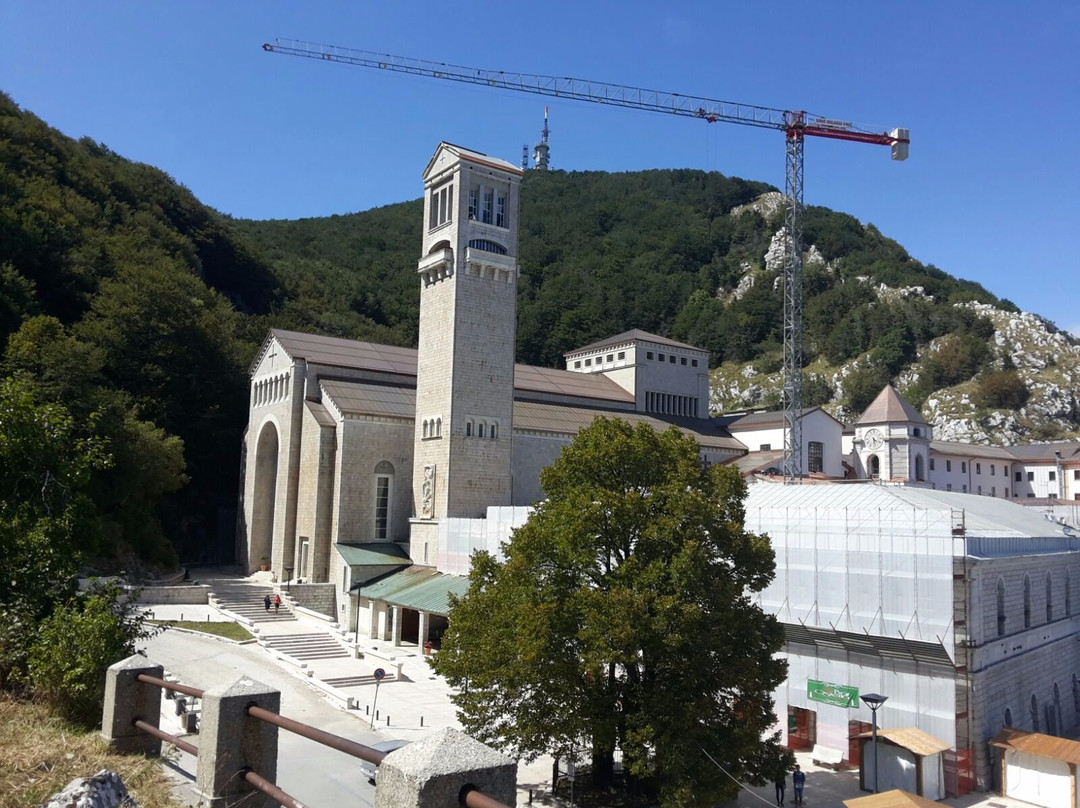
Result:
[0, 696, 185, 808]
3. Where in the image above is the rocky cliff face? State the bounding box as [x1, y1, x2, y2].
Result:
[710, 299, 1080, 444]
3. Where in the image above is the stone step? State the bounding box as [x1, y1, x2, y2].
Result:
[322, 674, 394, 688]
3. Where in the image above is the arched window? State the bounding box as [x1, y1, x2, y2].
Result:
[478, 422, 486, 438]
[1024, 575, 1032, 629]
[1031, 694, 1040, 731]
[467, 238, 508, 255]
[868, 455, 880, 479]
[466, 421, 473, 437]
[997, 578, 1007, 637]
[1046, 572, 1054, 622]
[373, 461, 394, 541]
[435, 417, 442, 438]
[1054, 683, 1062, 736]
[422, 420, 429, 439]
[1005, 707, 1013, 728]
[915, 454, 925, 482]
[490, 422, 498, 440]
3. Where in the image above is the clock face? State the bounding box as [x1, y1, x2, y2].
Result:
[864, 428, 884, 450]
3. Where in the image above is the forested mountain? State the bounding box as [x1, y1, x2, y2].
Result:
[2, 93, 1077, 568]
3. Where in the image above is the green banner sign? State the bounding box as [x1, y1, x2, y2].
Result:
[807, 679, 859, 708]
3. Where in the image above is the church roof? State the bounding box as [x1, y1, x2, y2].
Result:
[424, 142, 523, 177]
[514, 401, 743, 451]
[930, 439, 1014, 460]
[714, 406, 842, 430]
[726, 449, 786, 476]
[565, 329, 707, 356]
[514, 364, 635, 403]
[856, 385, 928, 426]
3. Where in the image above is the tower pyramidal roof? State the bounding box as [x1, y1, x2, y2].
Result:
[857, 384, 929, 426]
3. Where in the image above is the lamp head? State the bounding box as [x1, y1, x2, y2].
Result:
[861, 693, 888, 710]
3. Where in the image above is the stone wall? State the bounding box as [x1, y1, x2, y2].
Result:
[132, 585, 210, 605]
[288, 582, 336, 618]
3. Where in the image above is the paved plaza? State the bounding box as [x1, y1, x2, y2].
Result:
[140, 567, 1037, 808]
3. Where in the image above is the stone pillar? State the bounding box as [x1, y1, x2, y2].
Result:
[101, 655, 164, 755]
[196, 676, 281, 808]
[418, 611, 429, 650]
[392, 606, 402, 646]
[375, 727, 516, 808]
[377, 603, 389, 640]
[368, 600, 379, 640]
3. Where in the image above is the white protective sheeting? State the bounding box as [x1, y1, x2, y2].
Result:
[1006, 750, 1073, 808]
[437, 506, 532, 575]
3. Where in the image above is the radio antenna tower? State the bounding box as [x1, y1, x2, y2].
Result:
[533, 107, 550, 170]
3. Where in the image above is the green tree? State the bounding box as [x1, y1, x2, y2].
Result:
[430, 418, 787, 807]
[975, 369, 1031, 410]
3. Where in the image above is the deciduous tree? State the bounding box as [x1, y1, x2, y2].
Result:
[430, 418, 787, 807]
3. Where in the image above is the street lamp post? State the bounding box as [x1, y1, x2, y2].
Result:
[861, 693, 888, 793]
[284, 566, 294, 594]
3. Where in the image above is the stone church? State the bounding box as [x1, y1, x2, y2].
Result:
[237, 143, 744, 640]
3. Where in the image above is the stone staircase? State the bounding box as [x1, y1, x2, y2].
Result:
[259, 632, 351, 661]
[208, 585, 297, 624]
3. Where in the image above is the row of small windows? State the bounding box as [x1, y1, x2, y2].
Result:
[1005, 680, 1076, 737]
[467, 185, 508, 228]
[574, 351, 626, 369]
[645, 391, 699, 418]
[645, 350, 699, 367]
[421, 418, 443, 439]
[254, 373, 290, 407]
[931, 458, 1010, 477]
[996, 571, 1072, 637]
[429, 184, 453, 229]
[465, 420, 498, 439]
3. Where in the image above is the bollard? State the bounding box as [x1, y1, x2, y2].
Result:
[101, 655, 164, 755]
[420, 716, 424, 727]
[387, 715, 390, 726]
[366, 705, 370, 715]
[195, 676, 280, 808]
[374, 728, 515, 808]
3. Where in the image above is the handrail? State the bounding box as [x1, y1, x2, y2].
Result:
[133, 719, 198, 756]
[246, 704, 387, 766]
[131, 671, 513, 808]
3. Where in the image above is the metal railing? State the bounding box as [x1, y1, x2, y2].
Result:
[132, 672, 511, 808]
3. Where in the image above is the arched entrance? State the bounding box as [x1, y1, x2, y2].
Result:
[250, 421, 279, 572]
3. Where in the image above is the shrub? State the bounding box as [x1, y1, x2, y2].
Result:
[975, 370, 1030, 411]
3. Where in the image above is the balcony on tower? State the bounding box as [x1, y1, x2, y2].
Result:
[418, 246, 454, 287]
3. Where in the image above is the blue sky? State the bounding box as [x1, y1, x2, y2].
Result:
[3, 3, 1077, 334]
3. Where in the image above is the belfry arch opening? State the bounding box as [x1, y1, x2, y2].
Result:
[250, 421, 279, 571]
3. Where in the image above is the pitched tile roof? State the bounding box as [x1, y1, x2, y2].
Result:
[991, 727, 1080, 764]
[853, 727, 951, 756]
[843, 790, 946, 808]
[857, 385, 928, 426]
[714, 406, 842, 430]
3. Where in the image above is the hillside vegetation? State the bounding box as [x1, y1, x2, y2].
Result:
[2, 91, 1078, 580]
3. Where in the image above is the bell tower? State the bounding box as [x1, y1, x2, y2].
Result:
[411, 143, 522, 562]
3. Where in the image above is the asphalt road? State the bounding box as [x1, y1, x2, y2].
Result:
[141, 629, 388, 807]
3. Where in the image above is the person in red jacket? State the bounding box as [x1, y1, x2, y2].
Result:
[273, 593, 281, 614]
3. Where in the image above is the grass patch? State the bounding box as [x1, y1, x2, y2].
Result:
[153, 620, 253, 641]
[0, 696, 184, 808]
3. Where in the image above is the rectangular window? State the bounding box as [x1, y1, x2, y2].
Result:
[1028, 493, 1036, 498]
[574, 361, 581, 369]
[658, 353, 665, 362]
[647, 352, 654, 360]
[962, 484, 968, 493]
[991, 464, 996, 476]
[374, 476, 391, 540]
[1050, 471, 1057, 481]
[978, 485, 982, 495]
[808, 441, 824, 474]
[947, 483, 953, 492]
[669, 355, 676, 363]
[468, 186, 479, 219]
[617, 351, 625, 360]
[584, 358, 592, 366]
[960, 461, 966, 473]
[759, 444, 771, 451]
[1074, 470, 1080, 480]
[930, 458, 936, 471]
[946, 460, 952, 472]
[992, 486, 996, 496]
[430, 185, 453, 229]
[976, 463, 982, 474]
[681, 357, 687, 366]
[692, 359, 698, 367]
[1028, 471, 1035, 481]
[482, 189, 494, 224]
[607, 354, 614, 363]
[496, 193, 507, 227]
[1016, 471, 1023, 482]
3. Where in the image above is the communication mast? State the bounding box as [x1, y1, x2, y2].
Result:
[261, 39, 909, 480]
[533, 107, 550, 170]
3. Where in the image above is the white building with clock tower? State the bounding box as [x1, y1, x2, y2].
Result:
[853, 384, 932, 483]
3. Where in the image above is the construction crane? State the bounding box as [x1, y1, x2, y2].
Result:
[262, 39, 910, 480]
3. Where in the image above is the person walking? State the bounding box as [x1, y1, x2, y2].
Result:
[273, 593, 281, 614]
[263, 594, 271, 612]
[792, 764, 805, 805]
[774, 770, 786, 807]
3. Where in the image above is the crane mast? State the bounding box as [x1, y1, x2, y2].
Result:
[262, 38, 909, 480]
